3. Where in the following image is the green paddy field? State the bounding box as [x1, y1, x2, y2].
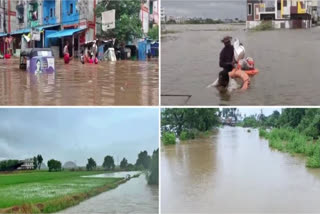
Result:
[0, 171, 124, 213]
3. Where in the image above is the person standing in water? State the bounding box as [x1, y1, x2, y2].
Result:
[219, 36, 235, 73]
[63, 41, 70, 64]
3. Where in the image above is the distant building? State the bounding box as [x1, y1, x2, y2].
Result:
[161, 7, 166, 23]
[17, 158, 34, 170]
[246, 0, 317, 29]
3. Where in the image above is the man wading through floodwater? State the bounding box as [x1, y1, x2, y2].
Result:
[219, 36, 234, 73]
[213, 36, 251, 91]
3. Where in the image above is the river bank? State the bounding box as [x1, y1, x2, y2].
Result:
[259, 128, 320, 168]
[59, 173, 158, 214]
[0, 171, 140, 213]
[161, 127, 320, 213]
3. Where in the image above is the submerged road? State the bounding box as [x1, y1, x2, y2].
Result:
[0, 58, 158, 106]
[161, 24, 320, 105]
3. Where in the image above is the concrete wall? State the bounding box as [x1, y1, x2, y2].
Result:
[140, 0, 150, 33]
[247, 19, 312, 29]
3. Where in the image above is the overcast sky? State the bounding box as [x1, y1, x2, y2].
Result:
[237, 107, 281, 117]
[162, 0, 246, 19]
[0, 108, 159, 166]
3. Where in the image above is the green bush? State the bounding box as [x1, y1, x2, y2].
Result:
[259, 128, 268, 138]
[180, 129, 197, 141]
[148, 25, 159, 40]
[180, 131, 188, 141]
[306, 153, 320, 168]
[253, 21, 273, 31]
[162, 132, 176, 145]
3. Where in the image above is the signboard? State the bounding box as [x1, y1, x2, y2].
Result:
[102, 9, 115, 32]
[32, 29, 41, 41]
[9, 11, 17, 16]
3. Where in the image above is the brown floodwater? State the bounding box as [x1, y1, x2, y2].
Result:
[59, 173, 158, 214]
[0, 58, 158, 106]
[161, 24, 320, 105]
[161, 127, 320, 213]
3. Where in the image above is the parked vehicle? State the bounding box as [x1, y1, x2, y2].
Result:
[20, 48, 55, 73]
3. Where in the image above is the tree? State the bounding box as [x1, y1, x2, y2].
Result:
[161, 108, 220, 136]
[120, 158, 128, 169]
[33, 156, 38, 170]
[135, 151, 151, 169]
[0, 160, 21, 171]
[86, 158, 97, 171]
[37, 155, 43, 170]
[148, 149, 159, 185]
[47, 159, 62, 172]
[95, 0, 143, 42]
[102, 155, 115, 170]
[148, 25, 159, 40]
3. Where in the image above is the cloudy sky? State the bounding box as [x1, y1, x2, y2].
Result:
[162, 0, 246, 19]
[237, 107, 281, 117]
[0, 108, 159, 166]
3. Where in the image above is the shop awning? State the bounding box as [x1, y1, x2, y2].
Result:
[0, 33, 7, 37]
[37, 24, 60, 31]
[47, 28, 86, 39]
[10, 28, 31, 35]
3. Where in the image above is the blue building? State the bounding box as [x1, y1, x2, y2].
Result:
[43, 0, 57, 25]
[61, 0, 80, 27]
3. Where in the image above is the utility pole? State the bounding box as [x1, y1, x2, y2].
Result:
[3, 0, 7, 33]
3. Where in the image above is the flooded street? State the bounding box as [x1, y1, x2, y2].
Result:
[0, 58, 158, 106]
[161, 127, 320, 213]
[59, 174, 158, 214]
[161, 24, 320, 105]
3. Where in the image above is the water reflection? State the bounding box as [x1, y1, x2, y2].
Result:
[161, 24, 320, 105]
[59, 174, 158, 214]
[0, 58, 158, 105]
[162, 127, 320, 213]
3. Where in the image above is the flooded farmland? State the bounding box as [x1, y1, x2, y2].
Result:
[0, 58, 158, 106]
[161, 127, 320, 213]
[161, 24, 320, 105]
[59, 173, 159, 214]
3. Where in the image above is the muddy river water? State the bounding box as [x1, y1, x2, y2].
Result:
[59, 172, 158, 214]
[161, 24, 320, 105]
[161, 127, 320, 213]
[0, 58, 158, 105]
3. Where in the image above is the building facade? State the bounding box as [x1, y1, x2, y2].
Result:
[247, 0, 317, 29]
[17, 158, 34, 170]
[1, 0, 159, 56]
[140, 0, 159, 34]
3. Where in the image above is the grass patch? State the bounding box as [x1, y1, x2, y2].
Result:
[0, 171, 127, 213]
[161, 30, 178, 35]
[259, 128, 320, 168]
[180, 129, 214, 142]
[252, 21, 273, 31]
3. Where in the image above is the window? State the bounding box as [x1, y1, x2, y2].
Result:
[284, 0, 287, 7]
[50, 8, 53, 17]
[248, 4, 252, 15]
[70, 3, 73, 14]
